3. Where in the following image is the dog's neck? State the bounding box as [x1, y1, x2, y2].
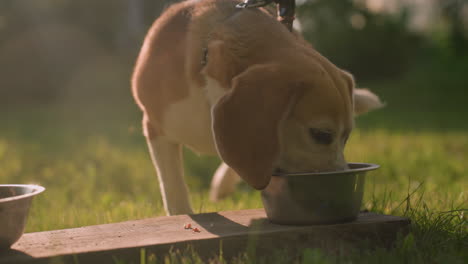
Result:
[200, 1, 296, 67]
[198, 1, 302, 89]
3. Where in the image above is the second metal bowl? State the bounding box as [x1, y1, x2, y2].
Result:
[0, 184, 45, 248]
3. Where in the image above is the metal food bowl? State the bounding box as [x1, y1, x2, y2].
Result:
[261, 163, 379, 225]
[0, 184, 45, 248]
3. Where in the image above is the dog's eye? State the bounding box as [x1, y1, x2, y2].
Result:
[309, 128, 333, 145]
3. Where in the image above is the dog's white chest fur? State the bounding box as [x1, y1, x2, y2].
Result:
[162, 75, 226, 155]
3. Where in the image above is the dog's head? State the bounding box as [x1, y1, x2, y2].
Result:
[210, 55, 382, 190]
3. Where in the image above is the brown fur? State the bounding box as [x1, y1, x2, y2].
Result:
[132, 1, 193, 137]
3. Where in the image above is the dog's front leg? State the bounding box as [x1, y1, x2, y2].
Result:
[146, 136, 193, 215]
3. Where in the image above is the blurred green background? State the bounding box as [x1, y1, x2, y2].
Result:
[0, 0, 467, 230]
[0, 0, 467, 127]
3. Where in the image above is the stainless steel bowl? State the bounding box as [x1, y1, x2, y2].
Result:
[261, 163, 379, 225]
[0, 184, 45, 248]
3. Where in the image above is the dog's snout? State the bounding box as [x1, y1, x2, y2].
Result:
[273, 168, 286, 175]
[314, 153, 348, 172]
[334, 161, 349, 171]
[332, 151, 348, 170]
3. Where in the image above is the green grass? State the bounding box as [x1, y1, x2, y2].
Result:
[0, 61, 467, 263]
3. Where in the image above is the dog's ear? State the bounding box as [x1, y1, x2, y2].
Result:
[341, 70, 384, 115]
[353, 88, 384, 115]
[212, 64, 301, 190]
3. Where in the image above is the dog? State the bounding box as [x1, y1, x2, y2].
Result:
[131, 0, 383, 215]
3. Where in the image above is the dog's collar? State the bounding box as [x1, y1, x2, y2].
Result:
[237, 0, 295, 31]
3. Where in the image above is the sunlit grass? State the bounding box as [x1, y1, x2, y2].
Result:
[0, 115, 465, 234]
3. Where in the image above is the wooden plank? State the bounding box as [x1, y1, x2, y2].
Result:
[0, 209, 410, 263]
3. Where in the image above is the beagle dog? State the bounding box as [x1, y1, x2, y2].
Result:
[132, 0, 383, 215]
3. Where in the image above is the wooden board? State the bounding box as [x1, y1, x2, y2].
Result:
[0, 209, 410, 263]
